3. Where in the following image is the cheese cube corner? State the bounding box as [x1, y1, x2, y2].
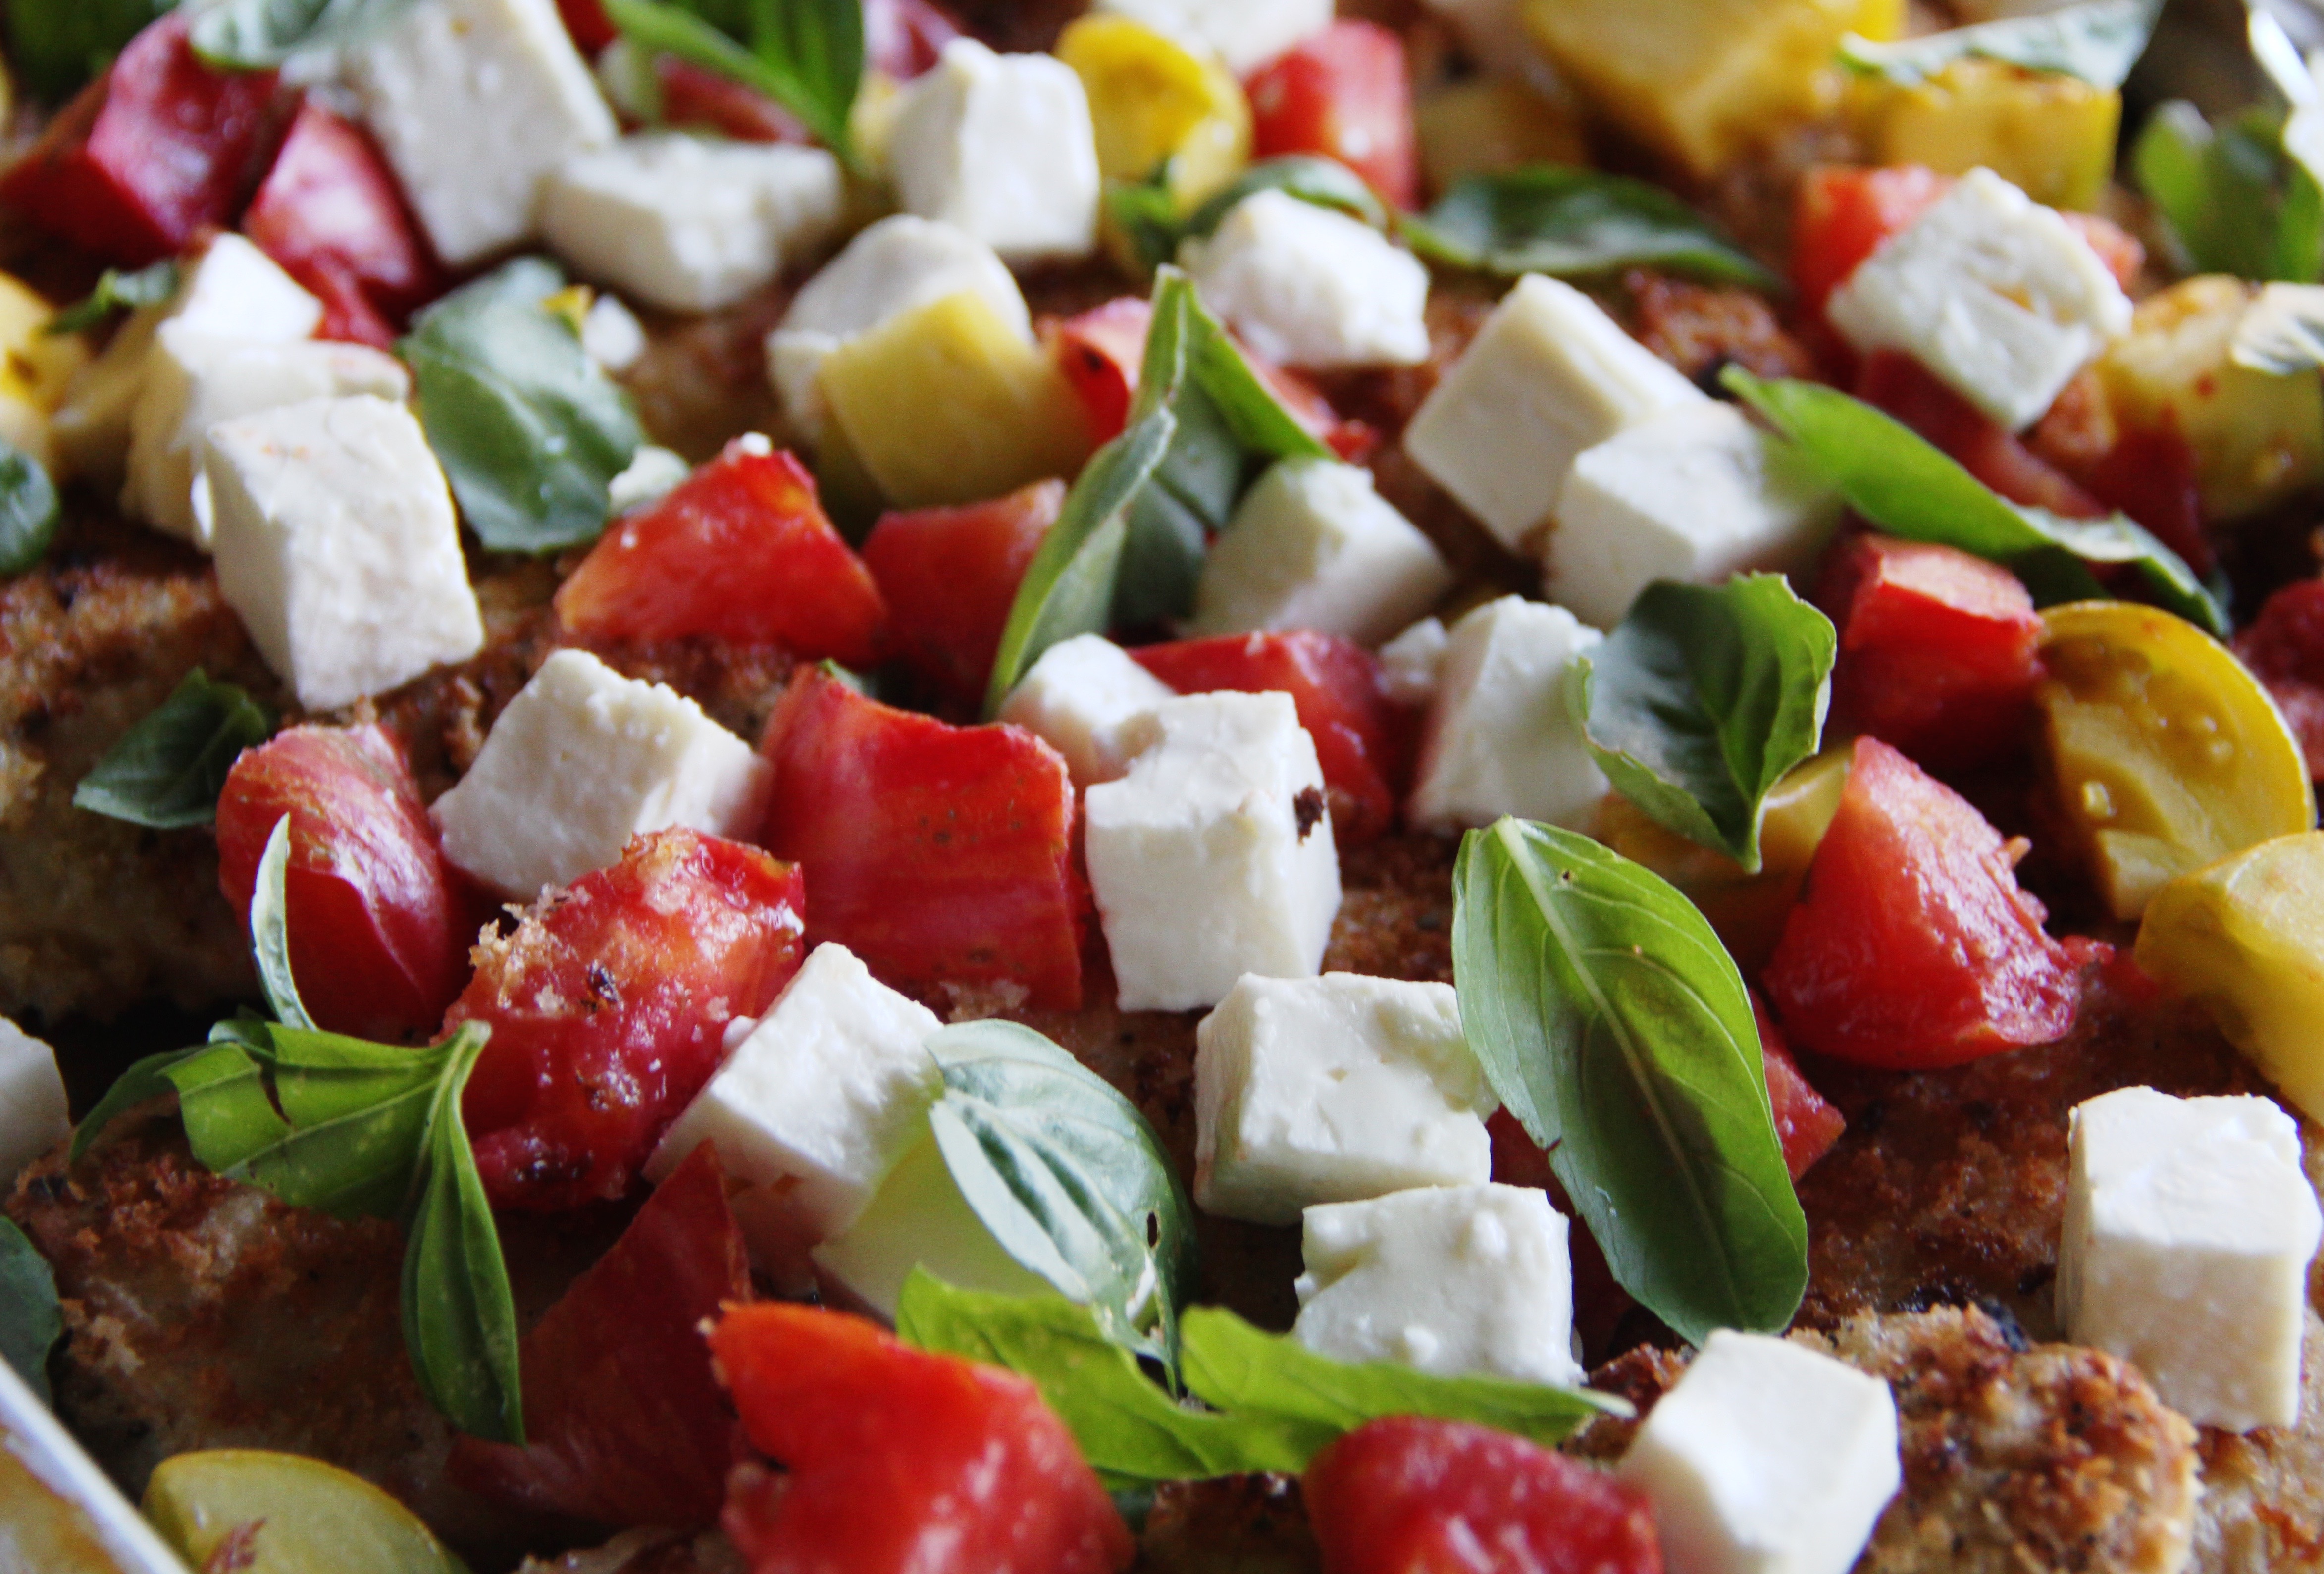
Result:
[1181, 191, 1432, 370]
[889, 39, 1101, 263]
[1092, 0, 1333, 75]
[1194, 456, 1452, 644]
[811, 1125, 1055, 1318]
[0, 1016, 70, 1183]
[997, 633, 1177, 790]
[1408, 595, 1607, 832]
[1378, 616, 1450, 707]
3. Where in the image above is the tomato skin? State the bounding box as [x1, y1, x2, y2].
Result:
[712, 1303, 1130, 1574]
[1246, 21, 1419, 210]
[865, 0, 963, 80]
[243, 99, 441, 348]
[1764, 736, 2082, 1069]
[217, 724, 480, 1045]
[1305, 1417, 1663, 1574]
[453, 829, 808, 1210]
[2235, 578, 2324, 781]
[554, 440, 888, 666]
[757, 667, 1085, 1009]
[1752, 994, 1844, 1181]
[861, 479, 1064, 706]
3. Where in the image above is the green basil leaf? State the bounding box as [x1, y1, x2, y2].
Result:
[189, 0, 413, 69]
[70, 1047, 203, 1164]
[2232, 281, 2324, 373]
[2134, 101, 2324, 284]
[399, 261, 644, 553]
[71, 669, 273, 829]
[1837, 0, 2160, 89]
[47, 260, 179, 336]
[1451, 818, 1807, 1345]
[602, 0, 858, 161]
[221, 1030, 447, 1221]
[0, 437, 60, 576]
[250, 818, 316, 1030]
[0, 1220, 62, 1405]
[2, 0, 172, 100]
[169, 1042, 296, 1172]
[1106, 172, 1188, 276]
[1574, 576, 1835, 873]
[1401, 167, 1775, 288]
[1723, 368, 2229, 636]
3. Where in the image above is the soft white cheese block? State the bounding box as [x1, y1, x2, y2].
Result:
[1546, 401, 1845, 630]
[996, 633, 1176, 790]
[1825, 167, 2132, 433]
[1193, 456, 1453, 644]
[765, 214, 1031, 444]
[606, 445, 693, 515]
[1181, 191, 1432, 371]
[2057, 1086, 2323, 1432]
[581, 291, 646, 372]
[347, 0, 617, 267]
[1085, 691, 1342, 1012]
[1378, 617, 1449, 708]
[1403, 274, 1705, 553]
[1407, 595, 1607, 832]
[431, 647, 770, 898]
[541, 133, 847, 313]
[1194, 972, 1496, 1226]
[123, 327, 410, 546]
[1618, 1331, 1901, 1574]
[1094, 0, 1331, 73]
[203, 396, 485, 714]
[887, 39, 1100, 264]
[0, 1017, 69, 1183]
[1291, 1183, 1582, 1384]
[812, 1126, 1055, 1318]
[648, 943, 942, 1251]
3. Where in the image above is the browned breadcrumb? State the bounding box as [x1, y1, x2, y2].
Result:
[1136, 1474, 1318, 1574]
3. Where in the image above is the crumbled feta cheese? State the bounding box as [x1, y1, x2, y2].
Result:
[996, 633, 1176, 789]
[1546, 401, 1844, 630]
[203, 396, 485, 714]
[1403, 274, 1704, 553]
[1181, 192, 1431, 370]
[811, 1126, 1055, 1318]
[1094, 0, 1331, 74]
[2057, 1086, 2323, 1432]
[887, 39, 1100, 264]
[1194, 972, 1496, 1225]
[0, 1016, 69, 1183]
[606, 445, 693, 515]
[1618, 1331, 1901, 1574]
[1377, 617, 1449, 707]
[1291, 1183, 1582, 1384]
[1085, 691, 1341, 1011]
[347, 0, 617, 267]
[1825, 167, 2133, 433]
[1193, 457, 1452, 644]
[430, 647, 770, 898]
[1407, 595, 1607, 832]
[541, 133, 847, 313]
[580, 291, 646, 373]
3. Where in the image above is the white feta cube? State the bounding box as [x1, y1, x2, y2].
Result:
[430, 647, 770, 898]
[1546, 402, 1844, 630]
[1403, 274, 1705, 553]
[607, 445, 693, 515]
[812, 1126, 1055, 1318]
[1408, 595, 1607, 832]
[2057, 1086, 2323, 1432]
[887, 39, 1100, 264]
[541, 133, 847, 313]
[348, 0, 617, 267]
[1618, 1331, 1901, 1574]
[1181, 192, 1431, 371]
[1085, 691, 1341, 1011]
[580, 291, 646, 372]
[1094, 0, 1331, 73]
[0, 1017, 69, 1183]
[1825, 167, 2133, 433]
[123, 327, 410, 545]
[203, 396, 485, 713]
[996, 634, 1176, 790]
[1378, 617, 1449, 707]
[1292, 1183, 1582, 1384]
[1193, 457, 1452, 645]
[1194, 972, 1495, 1226]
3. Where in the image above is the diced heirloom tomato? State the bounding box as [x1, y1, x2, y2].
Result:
[1304, 1417, 1663, 1574]
[1764, 736, 2084, 1069]
[217, 723, 481, 1045]
[243, 98, 441, 348]
[453, 829, 808, 1210]
[757, 666, 1085, 1008]
[712, 1303, 1131, 1574]
[2234, 578, 2324, 782]
[861, 479, 1064, 706]
[1752, 994, 1845, 1180]
[1245, 21, 1420, 210]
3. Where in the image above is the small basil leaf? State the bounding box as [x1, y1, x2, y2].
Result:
[0, 437, 61, 577]
[216, 1026, 448, 1220]
[1451, 818, 1807, 1345]
[189, 0, 413, 69]
[602, 0, 858, 161]
[3, 0, 171, 100]
[1183, 157, 1387, 242]
[71, 669, 273, 830]
[1106, 171, 1187, 276]
[250, 818, 316, 1030]
[47, 260, 179, 336]
[70, 1047, 203, 1164]
[2134, 101, 2324, 284]
[168, 1042, 296, 1172]
[2232, 281, 2324, 373]
[1401, 167, 1775, 288]
[1574, 576, 1835, 873]
[1838, 0, 2160, 89]
[0, 1220, 62, 1405]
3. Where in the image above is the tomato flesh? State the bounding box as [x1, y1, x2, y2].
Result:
[1764, 736, 2082, 1069]
[861, 479, 1063, 706]
[1752, 994, 1845, 1180]
[453, 829, 808, 1209]
[1855, 351, 2103, 516]
[1245, 21, 1419, 210]
[757, 667, 1085, 1008]
[243, 98, 441, 348]
[711, 1303, 1131, 1574]
[2236, 578, 2324, 782]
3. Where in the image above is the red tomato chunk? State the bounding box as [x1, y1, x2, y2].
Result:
[1752, 994, 1845, 1181]
[711, 1303, 1131, 1574]
[1305, 1417, 1663, 1574]
[243, 98, 441, 348]
[2234, 578, 2324, 782]
[862, 479, 1064, 707]
[1049, 297, 1152, 446]
[453, 829, 807, 1210]
[1764, 736, 2082, 1070]
[1246, 21, 1419, 210]
[1855, 351, 2103, 519]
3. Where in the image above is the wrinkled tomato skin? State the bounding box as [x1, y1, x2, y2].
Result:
[1133, 631, 1410, 843]
[861, 479, 1064, 707]
[243, 98, 440, 345]
[452, 829, 807, 1210]
[2236, 578, 2324, 781]
[1752, 994, 1845, 1180]
[1855, 351, 2103, 516]
[216, 723, 480, 1045]
[1305, 1417, 1663, 1574]
[554, 440, 888, 665]
[1245, 21, 1419, 210]
[1764, 736, 2083, 1070]
[711, 1303, 1132, 1574]
[757, 668, 1085, 1008]
[452, 1144, 748, 1528]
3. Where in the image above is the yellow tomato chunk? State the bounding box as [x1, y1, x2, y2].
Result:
[1846, 58, 2118, 212]
[1057, 14, 1250, 210]
[143, 1450, 465, 1574]
[0, 271, 90, 474]
[1414, 78, 1589, 196]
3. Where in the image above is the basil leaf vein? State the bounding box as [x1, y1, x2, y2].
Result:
[47, 260, 179, 337]
[0, 1220, 62, 1404]
[72, 669, 273, 829]
[0, 436, 61, 577]
[1838, 0, 2161, 89]
[602, 0, 860, 161]
[1400, 166, 1775, 288]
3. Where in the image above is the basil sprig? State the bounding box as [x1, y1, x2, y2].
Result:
[1110, 156, 1388, 276]
[1401, 167, 1776, 289]
[1723, 368, 2228, 636]
[3, 0, 171, 100]
[72, 669, 273, 829]
[399, 259, 645, 554]
[250, 818, 316, 1029]
[190, 0, 414, 70]
[47, 260, 178, 337]
[0, 1219, 62, 1404]
[2135, 102, 2324, 284]
[1452, 819, 1807, 1345]
[1838, 0, 2161, 89]
[603, 0, 861, 162]
[0, 437, 61, 577]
